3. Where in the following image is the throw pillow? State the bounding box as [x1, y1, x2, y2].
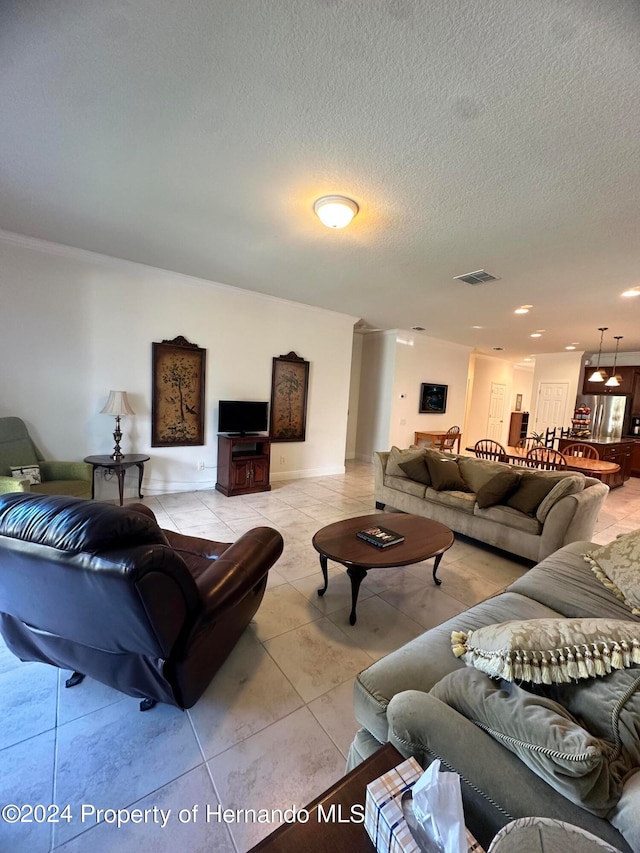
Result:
[584, 531, 640, 616]
[535, 474, 585, 523]
[476, 470, 521, 509]
[425, 455, 470, 492]
[505, 471, 561, 516]
[451, 617, 640, 684]
[10, 464, 42, 485]
[385, 446, 425, 478]
[458, 456, 512, 494]
[398, 456, 431, 485]
[431, 669, 630, 817]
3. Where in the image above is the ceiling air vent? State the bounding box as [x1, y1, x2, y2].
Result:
[453, 269, 500, 285]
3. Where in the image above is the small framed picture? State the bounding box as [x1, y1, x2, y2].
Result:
[515, 394, 523, 412]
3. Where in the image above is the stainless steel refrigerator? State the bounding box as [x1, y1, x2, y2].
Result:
[575, 395, 627, 440]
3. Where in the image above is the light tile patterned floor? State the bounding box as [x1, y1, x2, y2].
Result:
[1, 465, 639, 852]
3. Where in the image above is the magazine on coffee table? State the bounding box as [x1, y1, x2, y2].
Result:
[357, 525, 405, 548]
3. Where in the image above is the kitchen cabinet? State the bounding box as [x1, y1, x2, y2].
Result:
[631, 440, 640, 477]
[632, 369, 640, 415]
[559, 438, 633, 489]
[582, 365, 635, 395]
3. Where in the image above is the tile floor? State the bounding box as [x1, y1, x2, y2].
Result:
[2, 464, 639, 852]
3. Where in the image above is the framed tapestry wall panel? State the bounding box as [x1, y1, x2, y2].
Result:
[269, 352, 309, 442]
[152, 336, 206, 446]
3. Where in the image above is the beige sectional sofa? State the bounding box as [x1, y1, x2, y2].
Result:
[374, 447, 609, 562]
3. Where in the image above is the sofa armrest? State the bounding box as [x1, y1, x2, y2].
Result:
[387, 690, 632, 851]
[374, 451, 389, 495]
[194, 526, 283, 619]
[538, 481, 609, 560]
[40, 461, 93, 482]
[0, 475, 29, 494]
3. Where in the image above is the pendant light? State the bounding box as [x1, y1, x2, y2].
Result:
[605, 336, 623, 387]
[587, 327, 608, 382]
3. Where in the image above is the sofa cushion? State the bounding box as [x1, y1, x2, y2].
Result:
[584, 531, 640, 616]
[431, 668, 630, 817]
[458, 456, 512, 493]
[383, 474, 427, 498]
[476, 470, 521, 509]
[473, 504, 542, 535]
[506, 471, 562, 516]
[398, 456, 431, 485]
[386, 446, 425, 478]
[451, 617, 640, 684]
[536, 474, 585, 523]
[425, 455, 470, 492]
[426, 488, 476, 513]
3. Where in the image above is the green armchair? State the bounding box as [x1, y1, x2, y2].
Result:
[0, 417, 92, 498]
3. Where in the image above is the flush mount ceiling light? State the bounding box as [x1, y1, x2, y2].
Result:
[313, 195, 359, 228]
[605, 336, 624, 387]
[588, 327, 609, 382]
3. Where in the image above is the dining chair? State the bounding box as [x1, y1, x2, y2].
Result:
[525, 447, 568, 470]
[473, 440, 507, 461]
[560, 443, 600, 460]
[436, 425, 461, 453]
[544, 426, 570, 448]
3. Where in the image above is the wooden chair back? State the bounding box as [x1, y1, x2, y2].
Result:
[525, 447, 568, 470]
[560, 443, 600, 460]
[516, 437, 544, 450]
[438, 425, 461, 452]
[474, 440, 507, 461]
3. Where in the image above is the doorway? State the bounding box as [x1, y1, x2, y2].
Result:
[534, 382, 570, 435]
[487, 382, 506, 441]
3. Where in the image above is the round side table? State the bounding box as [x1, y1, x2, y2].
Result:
[84, 454, 150, 506]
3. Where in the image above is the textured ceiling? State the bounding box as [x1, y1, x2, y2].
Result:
[1, 0, 640, 361]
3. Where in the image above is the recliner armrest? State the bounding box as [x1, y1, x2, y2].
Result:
[194, 526, 284, 619]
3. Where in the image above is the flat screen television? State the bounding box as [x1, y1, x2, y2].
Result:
[218, 400, 269, 434]
[419, 383, 448, 414]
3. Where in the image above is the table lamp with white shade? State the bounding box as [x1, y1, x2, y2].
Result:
[100, 391, 135, 460]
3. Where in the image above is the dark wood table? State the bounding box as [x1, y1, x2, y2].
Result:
[248, 743, 404, 852]
[84, 454, 150, 506]
[312, 513, 454, 624]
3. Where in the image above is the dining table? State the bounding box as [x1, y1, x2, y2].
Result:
[414, 430, 462, 453]
[465, 445, 620, 481]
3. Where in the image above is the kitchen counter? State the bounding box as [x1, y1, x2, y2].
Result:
[559, 437, 633, 488]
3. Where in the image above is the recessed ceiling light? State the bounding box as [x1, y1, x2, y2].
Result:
[622, 288, 640, 298]
[471, 325, 483, 329]
[523, 358, 533, 362]
[530, 333, 542, 338]
[514, 307, 529, 314]
[565, 346, 576, 350]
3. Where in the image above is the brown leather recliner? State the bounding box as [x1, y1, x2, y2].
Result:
[0, 493, 283, 709]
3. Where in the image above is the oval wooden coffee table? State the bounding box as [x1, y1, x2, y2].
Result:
[312, 513, 454, 625]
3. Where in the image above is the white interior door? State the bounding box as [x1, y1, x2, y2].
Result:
[487, 382, 506, 441]
[535, 382, 569, 434]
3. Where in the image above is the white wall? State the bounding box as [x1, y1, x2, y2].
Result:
[354, 332, 396, 460]
[512, 366, 535, 415]
[345, 331, 362, 460]
[353, 330, 471, 458]
[389, 333, 472, 448]
[465, 355, 515, 448]
[0, 232, 357, 496]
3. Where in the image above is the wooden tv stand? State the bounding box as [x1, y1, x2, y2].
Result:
[215, 433, 271, 496]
